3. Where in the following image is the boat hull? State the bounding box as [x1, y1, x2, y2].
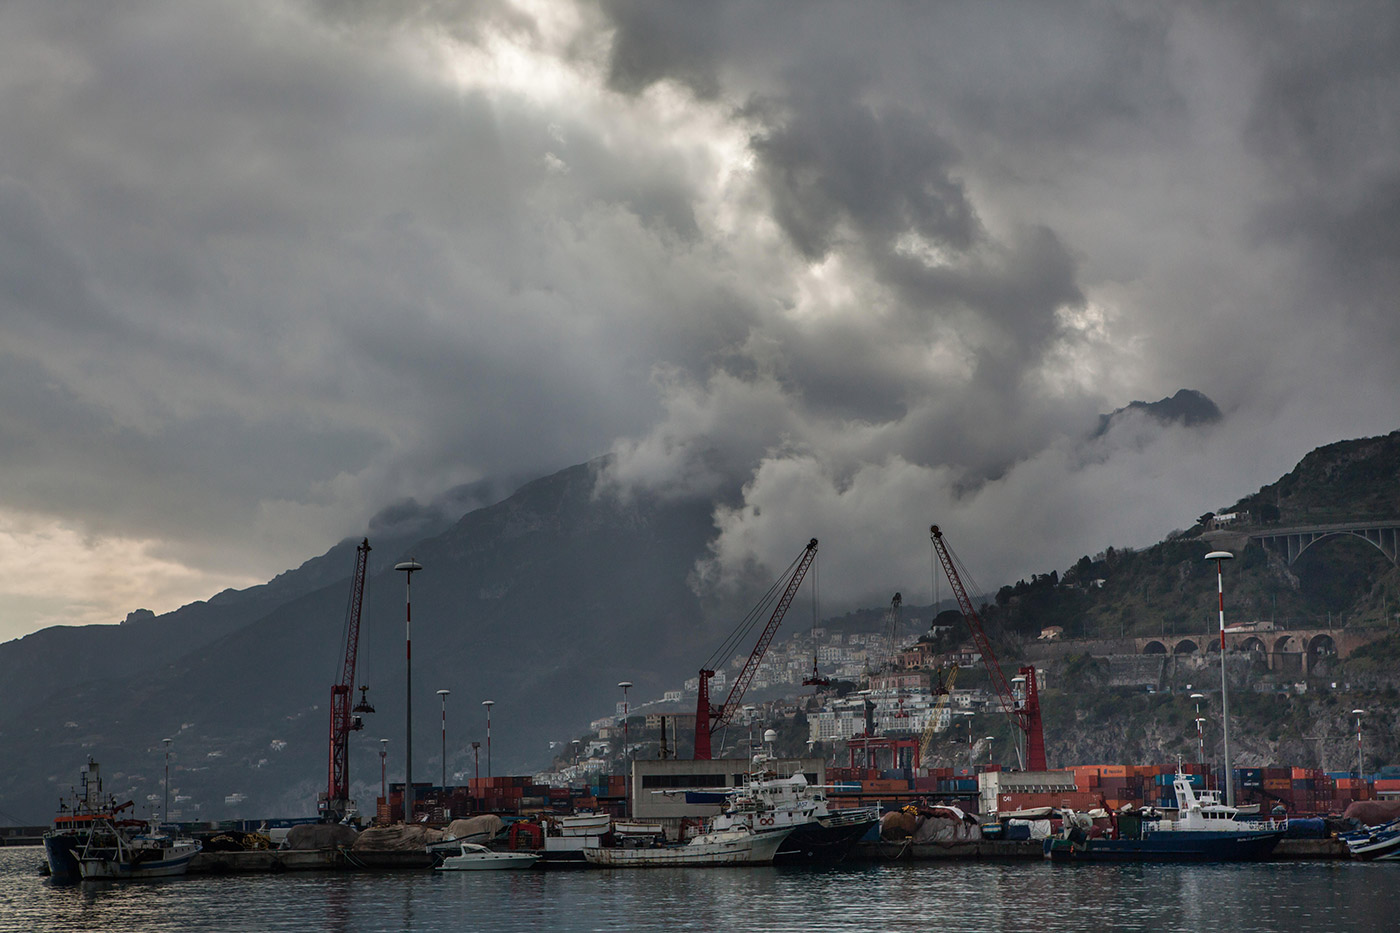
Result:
[777, 814, 879, 862]
[1347, 827, 1400, 861]
[77, 846, 200, 879]
[437, 852, 539, 871]
[44, 832, 83, 882]
[583, 828, 792, 868]
[1045, 830, 1283, 863]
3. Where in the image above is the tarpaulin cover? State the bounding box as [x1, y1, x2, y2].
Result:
[285, 823, 359, 850]
[350, 824, 444, 852]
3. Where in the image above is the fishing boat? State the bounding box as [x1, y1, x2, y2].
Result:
[581, 823, 794, 867]
[705, 758, 880, 861]
[75, 818, 202, 880]
[540, 812, 613, 866]
[1342, 819, 1400, 861]
[436, 842, 539, 870]
[1045, 771, 1285, 862]
[44, 759, 133, 882]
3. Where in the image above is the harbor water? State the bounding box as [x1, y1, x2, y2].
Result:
[3, 846, 1398, 932]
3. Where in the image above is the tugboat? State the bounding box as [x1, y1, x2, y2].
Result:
[1045, 771, 1285, 862]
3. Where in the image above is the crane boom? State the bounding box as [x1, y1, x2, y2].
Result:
[322, 538, 373, 818]
[929, 525, 1046, 771]
[694, 538, 818, 759]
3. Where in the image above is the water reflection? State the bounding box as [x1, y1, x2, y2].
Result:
[5, 847, 1400, 933]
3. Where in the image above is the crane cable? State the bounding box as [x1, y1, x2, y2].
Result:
[702, 547, 809, 673]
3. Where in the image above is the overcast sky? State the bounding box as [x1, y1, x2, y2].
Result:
[1, 0, 1397, 643]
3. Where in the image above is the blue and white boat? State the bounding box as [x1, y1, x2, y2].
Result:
[1342, 819, 1400, 861]
[1045, 771, 1285, 862]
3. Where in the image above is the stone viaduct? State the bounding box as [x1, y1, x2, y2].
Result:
[1134, 627, 1384, 676]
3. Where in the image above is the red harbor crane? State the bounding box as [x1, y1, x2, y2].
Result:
[928, 525, 1047, 771]
[694, 538, 819, 760]
[320, 537, 376, 819]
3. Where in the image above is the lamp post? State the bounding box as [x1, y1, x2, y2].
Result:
[482, 700, 495, 780]
[437, 689, 451, 790]
[162, 734, 173, 823]
[380, 739, 389, 807]
[471, 741, 481, 803]
[395, 558, 423, 822]
[966, 721, 974, 773]
[1205, 550, 1235, 807]
[618, 681, 632, 815]
[1352, 709, 1366, 780]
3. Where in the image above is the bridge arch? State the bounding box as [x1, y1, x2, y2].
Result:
[1307, 633, 1337, 660]
[1173, 639, 1200, 655]
[1240, 636, 1267, 654]
[1143, 640, 1167, 655]
[1273, 635, 1296, 654]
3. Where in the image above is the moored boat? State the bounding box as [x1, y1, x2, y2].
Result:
[436, 842, 539, 870]
[1342, 819, 1400, 861]
[582, 824, 794, 868]
[44, 759, 134, 882]
[76, 818, 202, 880]
[707, 758, 879, 862]
[1045, 771, 1284, 862]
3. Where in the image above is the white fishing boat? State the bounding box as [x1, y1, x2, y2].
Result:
[581, 824, 793, 868]
[76, 818, 201, 880]
[435, 842, 539, 870]
[706, 758, 880, 861]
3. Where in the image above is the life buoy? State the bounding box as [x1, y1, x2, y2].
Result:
[760, 816, 774, 826]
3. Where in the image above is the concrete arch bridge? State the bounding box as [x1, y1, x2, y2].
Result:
[1136, 627, 1385, 675]
[1248, 520, 1400, 567]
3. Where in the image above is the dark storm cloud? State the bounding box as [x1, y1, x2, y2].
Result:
[746, 90, 977, 261]
[1, 0, 1397, 636]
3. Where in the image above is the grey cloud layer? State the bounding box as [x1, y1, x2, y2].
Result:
[0, 0, 1395, 632]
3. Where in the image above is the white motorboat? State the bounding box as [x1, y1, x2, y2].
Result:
[76, 818, 201, 880]
[436, 842, 539, 870]
[581, 824, 794, 867]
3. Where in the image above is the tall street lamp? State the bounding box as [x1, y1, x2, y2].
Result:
[1353, 709, 1366, 780]
[163, 734, 172, 823]
[482, 700, 495, 780]
[395, 558, 423, 822]
[984, 736, 996, 766]
[1205, 550, 1236, 807]
[437, 689, 451, 790]
[618, 681, 632, 815]
[471, 741, 481, 805]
